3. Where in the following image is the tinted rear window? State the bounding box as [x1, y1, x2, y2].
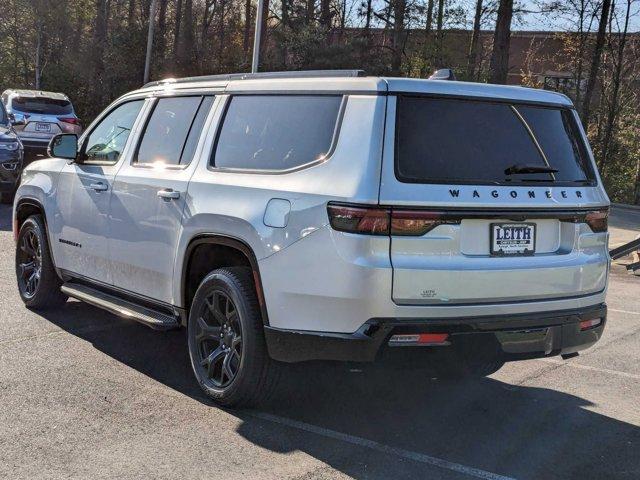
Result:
[12, 96, 73, 115]
[135, 96, 214, 166]
[213, 95, 342, 171]
[395, 96, 593, 185]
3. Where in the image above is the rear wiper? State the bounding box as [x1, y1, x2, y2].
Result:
[504, 164, 558, 175]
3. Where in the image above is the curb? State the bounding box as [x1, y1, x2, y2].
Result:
[612, 202, 640, 212]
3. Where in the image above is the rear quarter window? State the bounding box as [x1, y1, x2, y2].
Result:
[395, 96, 594, 185]
[212, 95, 343, 171]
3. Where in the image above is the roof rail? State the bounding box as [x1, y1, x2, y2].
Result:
[143, 69, 366, 88]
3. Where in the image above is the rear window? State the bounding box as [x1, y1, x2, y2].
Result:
[213, 95, 342, 171]
[0, 102, 6, 124]
[395, 96, 594, 185]
[12, 96, 73, 115]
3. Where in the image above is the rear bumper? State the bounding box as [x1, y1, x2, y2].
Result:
[264, 303, 607, 363]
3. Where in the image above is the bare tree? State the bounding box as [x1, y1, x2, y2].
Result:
[466, 0, 483, 79]
[391, 0, 407, 75]
[581, 0, 612, 124]
[599, 0, 632, 177]
[489, 0, 513, 84]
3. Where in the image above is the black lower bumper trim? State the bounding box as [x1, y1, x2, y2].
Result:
[264, 304, 607, 363]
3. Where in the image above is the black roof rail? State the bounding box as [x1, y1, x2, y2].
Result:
[143, 70, 366, 88]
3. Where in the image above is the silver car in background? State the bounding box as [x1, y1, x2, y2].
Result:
[1, 89, 82, 158]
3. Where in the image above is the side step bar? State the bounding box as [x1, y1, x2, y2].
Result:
[61, 282, 180, 331]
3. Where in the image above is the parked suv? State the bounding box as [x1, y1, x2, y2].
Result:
[0, 99, 23, 203]
[13, 71, 610, 406]
[2, 89, 81, 159]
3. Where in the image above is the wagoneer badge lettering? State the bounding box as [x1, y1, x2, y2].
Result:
[448, 189, 584, 200]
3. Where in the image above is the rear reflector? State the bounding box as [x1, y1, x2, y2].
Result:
[388, 333, 450, 346]
[580, 318, 602, 331]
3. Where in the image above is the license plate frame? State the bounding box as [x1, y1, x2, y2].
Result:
[35, 122, 51, 132]
[490, 223, 536, 257]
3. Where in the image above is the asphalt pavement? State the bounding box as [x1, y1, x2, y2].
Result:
[0, 204, 638, 480]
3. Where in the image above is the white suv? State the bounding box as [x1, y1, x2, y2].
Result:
[13, 71, 610, 406]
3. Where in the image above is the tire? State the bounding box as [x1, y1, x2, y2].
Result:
[15, 215, 67, 309]
[187, 267, 280, 407]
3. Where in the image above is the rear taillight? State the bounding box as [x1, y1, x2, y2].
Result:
[327, 204, 458, 236]
[391, 210, 453, 236]
[585, 209, 608, 233]
[327, 205, 390, 235]
[58, 117, 80, 125]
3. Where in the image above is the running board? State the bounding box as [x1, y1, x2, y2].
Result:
[61, 282, 180, 331]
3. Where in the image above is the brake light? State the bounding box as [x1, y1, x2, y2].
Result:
[585, 209, 608, 233]
[391, 210, 452, 236]
[328, 204, 459, 236]
[58, 117, 80, 125]
[327, 205, 390, 235]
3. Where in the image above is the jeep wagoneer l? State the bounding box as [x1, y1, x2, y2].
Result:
[13, 71, 609, 406]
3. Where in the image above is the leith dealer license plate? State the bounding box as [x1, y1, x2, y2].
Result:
[490, 223, 536, 256]
[35, 122, 51, 132]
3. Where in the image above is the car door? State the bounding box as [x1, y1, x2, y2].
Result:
[51, 99, 147, 284]
[107, 95, 216, 304]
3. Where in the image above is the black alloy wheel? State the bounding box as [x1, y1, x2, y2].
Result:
[194, 290, 243, 388]
[17, 225, 43, 299]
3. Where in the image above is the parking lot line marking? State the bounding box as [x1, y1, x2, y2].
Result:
[539, 358, 640, 380]
[248, 411, 517, 480]
[609, 308, 640, 316]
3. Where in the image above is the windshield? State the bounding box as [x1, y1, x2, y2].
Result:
[12, 96, 73, 115]
[395, 96, 594, 185]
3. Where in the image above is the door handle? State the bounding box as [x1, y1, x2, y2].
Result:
[157, 189, 180, 200]
[89, 182, 108, 192]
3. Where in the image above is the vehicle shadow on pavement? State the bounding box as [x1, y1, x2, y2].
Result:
[38, 301, 640, 480]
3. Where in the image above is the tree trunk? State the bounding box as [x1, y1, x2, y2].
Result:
[34, 18, 43, 89]
[425, 0, 434, 35]
[173, 0, 183, 68]
[364, 0, 373, 33]
[243, 0, 252, 60]
[128, 0, 136, 28]
[177, 0, 194, 74]
[581, 0, 612, 125]
[306, 0, 314, 24]
[93, 0, 108, 103]
[599, 0, 631, 178]
[156, 0, 168, 72]
[489, 0, 513, 84]
[320, 0, 331, 27]
[260, 0, 270, 64]
[434, 0, 445, 65]
[466, 0, 482, 79]
[391, 0, 406, 75]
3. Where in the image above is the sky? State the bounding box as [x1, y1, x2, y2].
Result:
[514, 0, 640, 32]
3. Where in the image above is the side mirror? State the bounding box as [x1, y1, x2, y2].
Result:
[48, 133, 78, 161]
[8, 113, 24, 126]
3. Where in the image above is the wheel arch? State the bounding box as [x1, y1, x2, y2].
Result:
[14, 196, 62, 277]
[181, 234, 270, 326]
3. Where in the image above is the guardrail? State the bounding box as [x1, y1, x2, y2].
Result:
[610, 237, 640, 274]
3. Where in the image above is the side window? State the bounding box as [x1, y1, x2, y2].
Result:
[83, 100, 144, 164]
[135, 96, 213, 166]
[212, 95, 343, 171]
